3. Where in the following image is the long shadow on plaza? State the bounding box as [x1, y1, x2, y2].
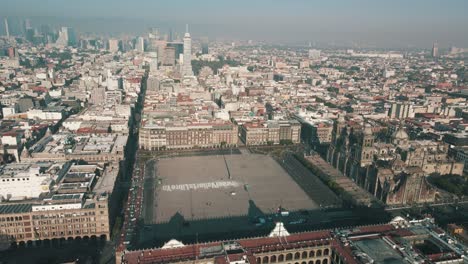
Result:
[0, 237, 106, 264]
[135, 199, 391, 250]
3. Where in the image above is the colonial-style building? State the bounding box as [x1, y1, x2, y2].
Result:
[0, 194, 109, 246]
[117, 219, 466, 264]
[139, 122, 238, 150]
[118, 223, 343, 264]
[327, 116, 464, 205]
[240, 120, 301, 146]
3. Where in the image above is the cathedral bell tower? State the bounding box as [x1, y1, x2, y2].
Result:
[360, 123, 375, 167]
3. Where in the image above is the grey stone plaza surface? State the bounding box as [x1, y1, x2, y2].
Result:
[149, 154, 319, 223]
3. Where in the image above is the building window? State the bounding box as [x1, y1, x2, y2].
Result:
[278, 254, 284, 262]
[294, 252, 301, 260]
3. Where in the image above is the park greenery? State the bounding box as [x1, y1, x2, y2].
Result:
[191, 56, 240, 76]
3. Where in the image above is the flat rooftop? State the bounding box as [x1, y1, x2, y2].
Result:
[0, 203, 33, 214]
[353, 238, 405, 264]
[149, 154, 318, 223]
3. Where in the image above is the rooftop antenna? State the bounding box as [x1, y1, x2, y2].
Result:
[186, 24, 189, 34]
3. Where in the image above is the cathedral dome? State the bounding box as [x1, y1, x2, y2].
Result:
[392, 127, 408, 140]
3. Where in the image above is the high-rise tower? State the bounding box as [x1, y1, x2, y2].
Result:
[432, 42, 439, 58]
[56, 27, 69, 47]
[201, 37, 209, 55]
[168, 28, 173, 42]
[4, 18, 9, 38]
[136, 37, 145, 52]
[182, 24, 194, 77]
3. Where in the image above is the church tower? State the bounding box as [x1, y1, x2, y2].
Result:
[328, 115, 347, 164]
[360, 123, 375, 167]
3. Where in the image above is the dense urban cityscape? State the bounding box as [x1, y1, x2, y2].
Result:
[1, 1, 468, 264]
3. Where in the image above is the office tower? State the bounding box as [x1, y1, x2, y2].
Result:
[201, 37, 209, 55]
[163, 46, 176, 66]
[150, 40, 166, 63]
[120, 39, 133, 52]
[79, 39, 88, 49]
[108, 39, 120, 52]
[7, 47, 17, 58]
[147, 52, 158, 73]
[24, 19, 31, 29]
[308, 49, 321, 60]
[55, 27, 69, 47]
[432, 42, 439, 58]
[67, 27, 77, 46]
[54, 27, 76, 46]
[148, 27, 160, 39]
[136, 37, 145, 52]
[4, 18, 9, 38]
[168, 28, 173, 42]
[22, 18, 31, 36]
[201, 43, 209, 54]
[182, 24, 194, 77]
[26, 28, 35, 42]
[167, 42, 184, 59]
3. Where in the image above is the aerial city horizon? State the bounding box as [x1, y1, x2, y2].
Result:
[0, 1, 468, 264]
[2, 0, 468, 48]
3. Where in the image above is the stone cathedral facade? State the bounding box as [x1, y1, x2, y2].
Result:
[327, 116, 464, 205]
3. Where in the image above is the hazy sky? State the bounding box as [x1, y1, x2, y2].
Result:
[1, 0, 468, 48]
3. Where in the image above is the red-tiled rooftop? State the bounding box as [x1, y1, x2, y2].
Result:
[239, 230, 331, 250]
[392, 228, 415, 237]
[121, 230, 332, 264]
[348, 224, 395, 236]
[330, 239, 357, 264]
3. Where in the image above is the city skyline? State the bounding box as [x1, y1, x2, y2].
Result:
[1, 0, 468, 48]
[1, 1, 468, 263]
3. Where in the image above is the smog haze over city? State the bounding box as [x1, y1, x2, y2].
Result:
[1, 1, 468, 264]
[1, 0, 468, 47]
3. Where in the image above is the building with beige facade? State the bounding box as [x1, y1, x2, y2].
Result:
[240, 120, 301, 146]
[0, 194, 109, 246]
[0, 163, 113, 247]
[139, 122, 238, 150]
[117, 218, 467, 264]
[21, 133, 127, 164]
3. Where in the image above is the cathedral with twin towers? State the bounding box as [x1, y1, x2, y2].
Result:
[327, 115, 464, 205]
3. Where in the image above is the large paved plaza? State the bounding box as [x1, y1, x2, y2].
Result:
[146, 154, 319, 223]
